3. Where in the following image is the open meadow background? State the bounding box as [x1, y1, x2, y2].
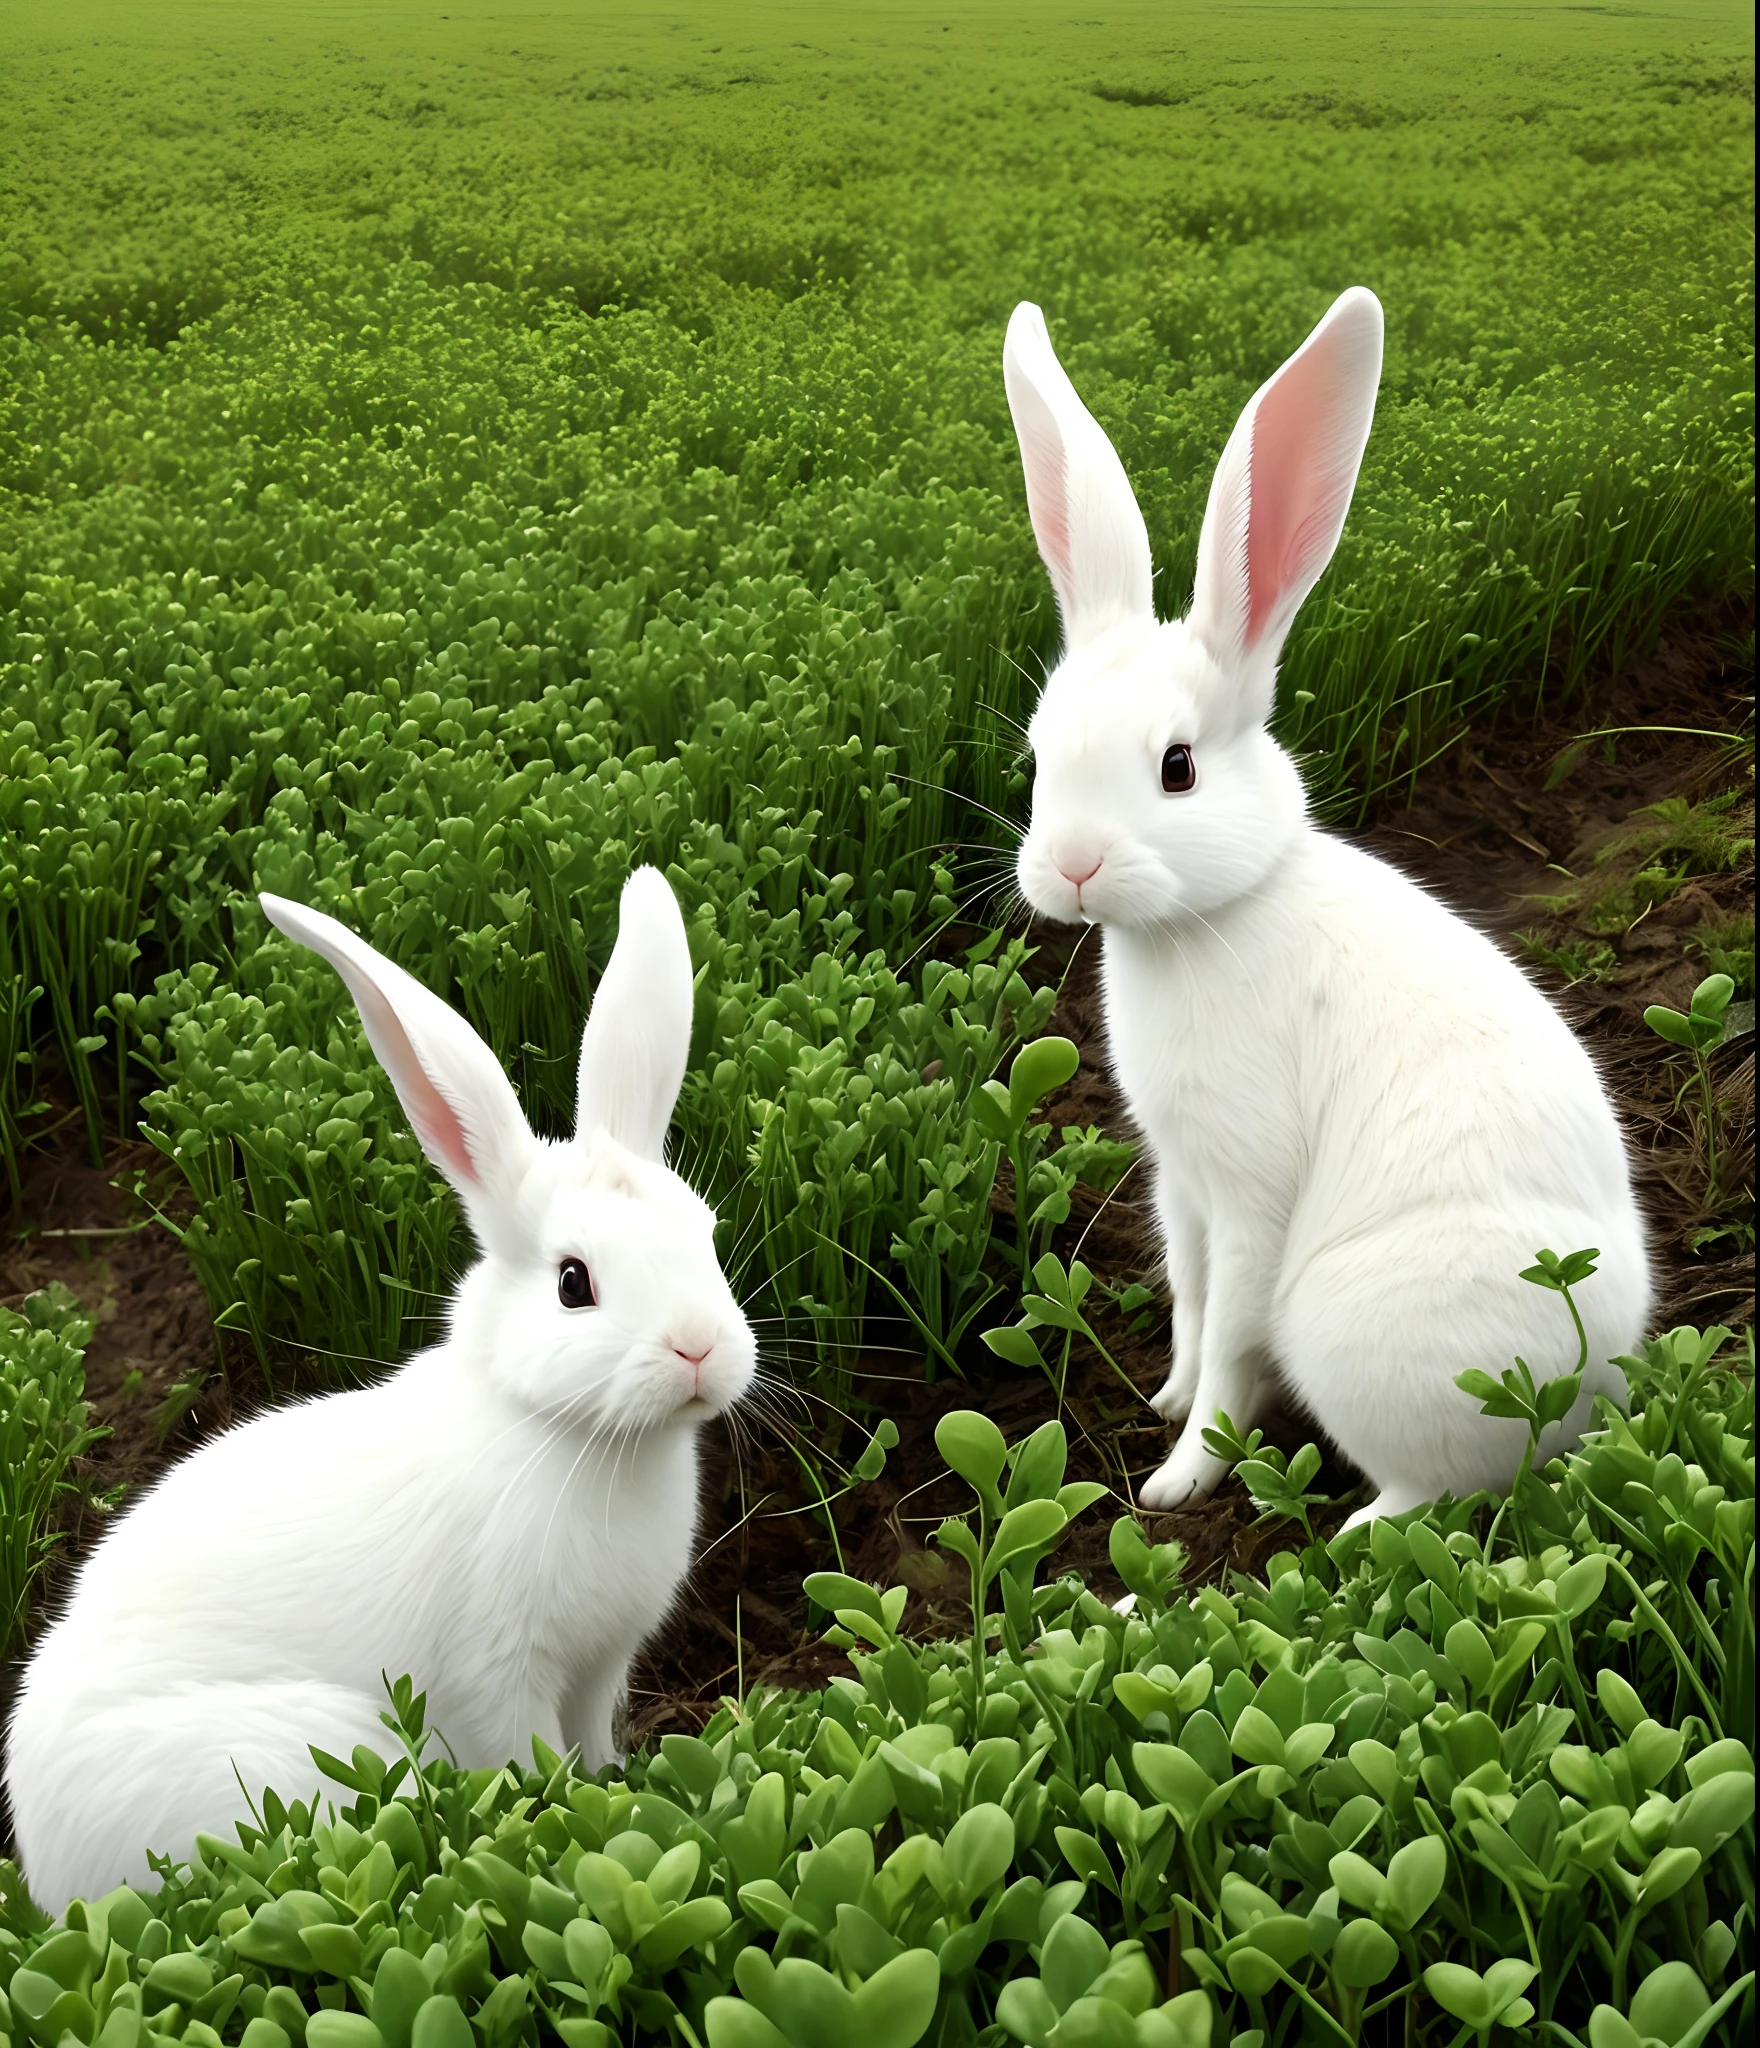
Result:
[2, 0, 1751, 1381]
[0, 3, 1755, 2031]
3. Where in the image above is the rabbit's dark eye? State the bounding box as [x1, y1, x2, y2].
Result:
[558, 1258, 596, 1310]
[1160, 744, 1196, 795]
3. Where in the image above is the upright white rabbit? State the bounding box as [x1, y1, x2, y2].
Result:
[1003, 289, 1648, 1523]
[7, 868, 756, 1913]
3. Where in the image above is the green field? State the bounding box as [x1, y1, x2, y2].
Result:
[0, 0, 1755, 2021]
[2, 0, 1751, 1379]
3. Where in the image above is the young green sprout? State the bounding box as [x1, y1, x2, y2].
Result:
[1644, 971, 1742, 1194]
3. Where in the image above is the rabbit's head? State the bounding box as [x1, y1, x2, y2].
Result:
[260, 869, 756, 1433]
[1006, 289, 1383, 929]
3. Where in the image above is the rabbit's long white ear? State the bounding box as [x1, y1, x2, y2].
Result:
[1004, 302, 1155, 649]
[575, 867, 692, 1163]
[1188, 287, 1383, 703]
[260, 895, 538, 1219]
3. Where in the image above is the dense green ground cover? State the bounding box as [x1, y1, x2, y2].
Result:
[2, 1312, 1752, 2045]
[1, 0, 1752, 1382]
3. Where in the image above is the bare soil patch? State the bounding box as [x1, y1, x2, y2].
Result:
[4, 606, 1751, 1775]
[2, 1138, 219, 1526]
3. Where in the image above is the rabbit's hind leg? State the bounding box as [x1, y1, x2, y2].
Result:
[13, 1680, 386, 1915]
[1337, 1481, 1433, 1533]
[1275, 1210, 1640, 1515]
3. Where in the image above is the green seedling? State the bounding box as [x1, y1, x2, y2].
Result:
[1200, 1413, 1331, 1542]
[1586, 1961, 1758, 2048]
[1457, 1247, 1596, 1453]
[1644, 972, 1741, 1191]
[1685, 912, 1754, 1001]
[708, 1945, 939, 2048]
[1456, 1246, 1595, 1558]
[0, 966, 45, 1211]
[980, 1252, 1136, 1416]
[1422, 1958, 1538, 2044]
[1107, 1516, 1189, 1611]
[1517, 930, 1619, 987]
[1095, 1280, 1159, 1335]
[996, 1917, 1211, 2048]
[785, 1419, 898, 1573]
[931, 1409, 1105, 1732]
[969, 1035, 1079, 1291]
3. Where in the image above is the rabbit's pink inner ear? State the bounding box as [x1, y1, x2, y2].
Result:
[1017, 406, 1074, 593]
[1243, 327, 1368, 652]
[354, 977, 479, 1187]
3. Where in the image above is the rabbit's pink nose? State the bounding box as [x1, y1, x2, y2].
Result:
[671, 1341, 712, 1367]
[1056, 850, 1103, 887]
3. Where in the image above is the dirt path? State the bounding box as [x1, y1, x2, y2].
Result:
[3, 608, 1751, 1764]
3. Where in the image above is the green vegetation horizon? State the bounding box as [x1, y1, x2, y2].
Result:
[6, 0, 1751, 795]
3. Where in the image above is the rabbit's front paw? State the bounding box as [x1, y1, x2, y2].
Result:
[1138, 1435, 1226, 1511]
[1149, 1359, 1198, 1422]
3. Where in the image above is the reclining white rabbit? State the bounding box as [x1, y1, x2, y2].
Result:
[1002, 289, 1648, 1524]
[7, 867, 755, 1913]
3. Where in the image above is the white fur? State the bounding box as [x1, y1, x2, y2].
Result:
[1004, 292, 1648, 1524]
[7, 869, 756, 1913]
